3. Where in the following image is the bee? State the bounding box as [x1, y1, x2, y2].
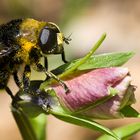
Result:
[0, 18, 70, 99]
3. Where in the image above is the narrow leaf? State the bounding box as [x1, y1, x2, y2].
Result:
[97, 122, 140, 140]
[51, 52, 134, 76]
[50, 107, 120, 140]
[78, 52, 134, 70]
[120, 106, 140, 118]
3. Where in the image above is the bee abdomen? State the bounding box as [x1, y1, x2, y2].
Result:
[0, 19, 23, 46]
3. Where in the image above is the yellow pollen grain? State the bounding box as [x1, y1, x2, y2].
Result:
[26, 73, 31, 78]
[20, 38, 35, 52]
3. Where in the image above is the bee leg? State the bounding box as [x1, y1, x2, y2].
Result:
[61, 51, 68, 63]
[0, 70, 15, 100]
[36, 63, 70, 94]
[23, 65, 31, 93]
[44, 57, 50, 80]
[0, 83, 15, 100]
[5, 86, 15, 100]
[44, 57, 48, 70]
[13, 71, 22, 88]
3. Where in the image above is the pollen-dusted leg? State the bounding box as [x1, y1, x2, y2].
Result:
[36, 63, 70, 93]
[23, 65, 31, 93]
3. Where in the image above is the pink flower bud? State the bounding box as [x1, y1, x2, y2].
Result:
[52, 68, 135, 119]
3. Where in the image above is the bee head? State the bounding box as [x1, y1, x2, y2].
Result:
[38, 22, 69, 55]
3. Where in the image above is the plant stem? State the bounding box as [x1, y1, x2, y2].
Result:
[12, 105, 47, 140]
[12, 106, 37, 140]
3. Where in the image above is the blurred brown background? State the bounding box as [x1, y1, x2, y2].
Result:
[0, 0, 140, 140]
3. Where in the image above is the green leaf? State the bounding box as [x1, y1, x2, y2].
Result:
[78, 52, 134, 70]
[97, 122, 140, 140]
[12, 105, 46, 140]
[50, 107, 120, 140]
[51, 52, 134, 76]
[120, 106, 140, 118]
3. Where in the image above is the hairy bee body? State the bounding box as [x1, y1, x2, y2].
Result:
[0, 19, 22, 88]
[0, 18, 68, 96]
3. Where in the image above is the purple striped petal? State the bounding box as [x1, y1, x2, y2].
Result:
[52, 67, 132, 114]
[83, 76, 135, 119]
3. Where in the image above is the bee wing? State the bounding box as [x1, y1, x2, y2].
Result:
[0, 43, 13, 58]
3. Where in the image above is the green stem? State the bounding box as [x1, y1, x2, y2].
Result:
[12, 105, 47, 140]
[12, 106, 38, 140]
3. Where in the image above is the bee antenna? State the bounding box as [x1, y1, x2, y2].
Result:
[63, 33, 72, 45]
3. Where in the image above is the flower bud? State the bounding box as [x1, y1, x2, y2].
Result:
[52, 67, 136, 119]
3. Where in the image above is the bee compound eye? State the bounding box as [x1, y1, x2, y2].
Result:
[40, 28, 50, 45]
[39, 26, 57, 54]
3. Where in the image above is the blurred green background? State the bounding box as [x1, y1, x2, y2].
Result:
[0, 0, 140, 140]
